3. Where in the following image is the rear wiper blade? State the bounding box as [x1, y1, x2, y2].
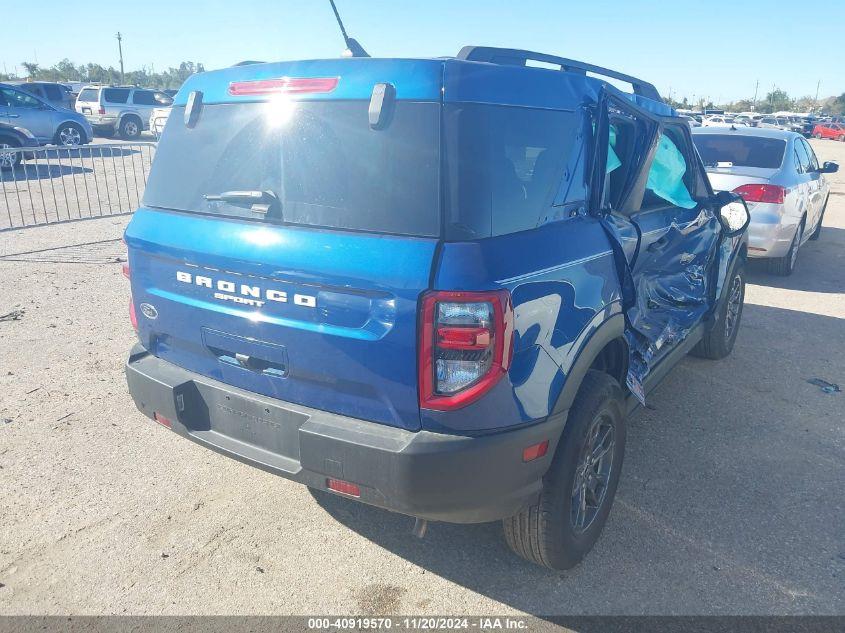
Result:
[203, 190, 280, 215]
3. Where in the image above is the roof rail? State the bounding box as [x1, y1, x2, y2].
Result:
[456, 46, 663, 103]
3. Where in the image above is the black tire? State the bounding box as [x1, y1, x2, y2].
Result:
[503, 371, 626, 570]
[119, 116, 142, 140]
[690, 264, 745, 360]
[0, 136, 22, 171]
[813, 133, 822, 139]
[766, 220, 803, 276]
[839, 135, 845, 143]
[809, 198, 828, 241]
[54, 122, 85, 147]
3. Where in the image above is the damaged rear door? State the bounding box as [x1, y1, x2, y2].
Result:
[591, 90, 722, 402]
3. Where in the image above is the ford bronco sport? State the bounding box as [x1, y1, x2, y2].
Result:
[124, 46, 750, 569]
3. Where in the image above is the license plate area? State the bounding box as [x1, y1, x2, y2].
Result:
[82, 107, 91, 114]
[181, 381, 307, 461]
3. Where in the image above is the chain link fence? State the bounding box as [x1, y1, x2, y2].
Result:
[0, 142, 156, 231]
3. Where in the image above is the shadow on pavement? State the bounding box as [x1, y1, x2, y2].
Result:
[746, 226, 845, 294]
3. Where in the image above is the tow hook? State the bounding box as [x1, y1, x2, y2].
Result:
[412, 518, 428, 539]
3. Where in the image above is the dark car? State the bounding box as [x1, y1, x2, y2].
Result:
[124, 46, 750, 570]
[0, 121, 39, 170]
[16, 81, 76, 110]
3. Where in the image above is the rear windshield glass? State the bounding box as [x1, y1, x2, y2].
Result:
[693, 135, 786, 169]
[78, 88, 99, 102]
[143, 101, 441, 237]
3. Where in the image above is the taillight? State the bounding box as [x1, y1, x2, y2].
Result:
[733, 183, 785, 204]
[98, 106, 105, 115]
[419, 290, 514, 411]
[228, 77, 339, 97]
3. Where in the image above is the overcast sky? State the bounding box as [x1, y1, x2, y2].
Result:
[4, 0, 843, 101]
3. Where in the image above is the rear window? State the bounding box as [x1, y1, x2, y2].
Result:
[143, 100, 441, 237]
[693, 134, 786, 169]
[103, 88, 130, 103]
[77, 88, 99, 102]
[443, 104, 582, 238]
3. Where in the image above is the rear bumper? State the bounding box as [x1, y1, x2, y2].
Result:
[125, 345, 564, 523]
[747, 204, 797, 259]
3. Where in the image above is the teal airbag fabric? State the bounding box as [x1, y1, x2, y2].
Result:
[646, 134, 697, 209]
[607, 125, 621, 173]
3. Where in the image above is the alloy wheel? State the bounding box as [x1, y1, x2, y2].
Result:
[59, 126, 81, 146]
[571, 413, 615, 533]
[724, 273, 743, 339]
[0, 143, 17, 169]
[125, 121, 139, 137]
[790, 224, 802, 270]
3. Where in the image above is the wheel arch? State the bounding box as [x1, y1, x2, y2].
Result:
[551, 312, 628, 418]
[53, 120, 85, 143]
[118, 111, 144, 127]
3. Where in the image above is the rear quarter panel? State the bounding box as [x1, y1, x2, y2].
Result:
[427, 217, 622, 433]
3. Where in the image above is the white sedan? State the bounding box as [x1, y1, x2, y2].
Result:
[692, 127, 837, 275]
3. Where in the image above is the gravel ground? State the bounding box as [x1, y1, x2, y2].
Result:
[0, 140, 843, 616]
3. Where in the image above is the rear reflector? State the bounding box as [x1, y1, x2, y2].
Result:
[522, 440, 549, 462]
[129, 297, 138, 331]
[733, 183, 785, 204]
[153, 412, 172, 428]
[121, 263, 130, 278]
[228, 77, 339, 97]
[326, 478, 360, 497]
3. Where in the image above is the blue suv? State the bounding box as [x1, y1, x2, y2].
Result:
[124, 46, 750, 569]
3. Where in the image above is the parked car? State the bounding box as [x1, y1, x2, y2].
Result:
[15, 81, 76, 110]
[0, 83, 93, 147]
[75, 85, 173, 139]
[149, 106, 172, 139]
[702, 115, 746, 127]
[757, 116, 802, 134]
[693, 127, 837, 275]
[0, 121, 40, 170]
[812, 121, 845, 141]
[124, 47, 750, 570]
[680, 114, 701, 127]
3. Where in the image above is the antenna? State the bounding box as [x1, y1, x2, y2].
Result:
[328, 0, 369, 58]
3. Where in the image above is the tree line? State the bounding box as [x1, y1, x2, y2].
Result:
[1, 59, 206, 90]
[667, 88, 845, 115]
[3, 59, 844, 115]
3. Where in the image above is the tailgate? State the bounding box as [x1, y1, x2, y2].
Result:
[125, 208, 436, 431]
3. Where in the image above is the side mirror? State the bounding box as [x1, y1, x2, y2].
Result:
[713, 190, 750, 237]
[819, 161, 839, 174]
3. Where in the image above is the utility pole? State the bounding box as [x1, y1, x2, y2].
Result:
[116, 32, 125, 84]
[752, 80, 759, 112]
[814, 80, 821, 112]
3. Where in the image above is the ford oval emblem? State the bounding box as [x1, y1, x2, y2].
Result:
[139, 303, 158, 320]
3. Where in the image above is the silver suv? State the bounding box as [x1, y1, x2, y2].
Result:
[75, 86, 173, 139]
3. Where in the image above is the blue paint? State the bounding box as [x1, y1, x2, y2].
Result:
[126, 49, 745, 439]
